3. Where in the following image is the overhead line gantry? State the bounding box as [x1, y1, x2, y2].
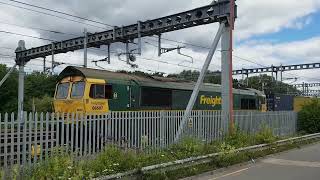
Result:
[13, 0, 237, 141]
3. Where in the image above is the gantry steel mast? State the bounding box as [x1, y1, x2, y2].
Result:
[14, 0, 237, 141]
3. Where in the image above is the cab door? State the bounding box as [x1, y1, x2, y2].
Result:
[85, 83, 109, 113]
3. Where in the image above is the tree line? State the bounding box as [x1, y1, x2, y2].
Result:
[0, 65, 299, 113]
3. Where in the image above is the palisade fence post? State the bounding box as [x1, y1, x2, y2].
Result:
[75, 113, 79, 155]
[4, 113, 8, 168]
[39, 113, 43, 161]
[10, 113, 15, 166]
[250, 111, 253, 134]
[80, 113, 84, 156]
[159, 111, 163, 148]
[22, 112, 28, 165]
[88, 114, 92, 155]
[66, 113, 70, 153]
[295, 112, 298, 134]
[50, 113, 55, 155]
[56, 113, 60, 153]
[71, 113, 75, 154]
[84, 113, 88, 156]
[28, 113, 32, 165]
[97, 114, 101, 152]
[33, 113, 38, 164]
[17, 112, 21, 165]
[61, 113, 65, 154]
[45, 113, 49, 159]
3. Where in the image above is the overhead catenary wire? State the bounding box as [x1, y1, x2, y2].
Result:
[1, 0, 318, 82]
[0, 20, 79, 37]
[1, 28, 317, 82]
[6, 0, 114, 27]
[0, 28, 317, 81]
[0, 1, 106, 30]
[0, 30, 54, 41]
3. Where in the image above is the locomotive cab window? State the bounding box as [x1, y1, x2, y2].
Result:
[71, 81, 85, 98]
[56, 82, 70, 99]
[89, 84, 113, 99]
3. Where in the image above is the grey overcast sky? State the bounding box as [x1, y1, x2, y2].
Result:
[0, 0, 319, 84]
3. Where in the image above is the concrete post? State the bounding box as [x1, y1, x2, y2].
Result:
[221, 24, 231, 133]
[18, 62, 25, 123]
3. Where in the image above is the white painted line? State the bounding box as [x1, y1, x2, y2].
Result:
[209, 167, 251, 180]
[262, 158, 320, 168]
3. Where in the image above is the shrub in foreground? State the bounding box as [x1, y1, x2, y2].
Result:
[298, 99, 320, 133]
[9, 128, 278, 179]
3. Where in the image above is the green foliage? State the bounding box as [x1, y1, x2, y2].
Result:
[25, 72, 57, 99]
[15, 128, 279, 179]
[241, 74, 299, 94]
[0, 168, 3, 180]
[224, 128, 255, 148]
[167, 70, 221, 84]
[298, 99, 320, 133]
[24, 148, 82, 179]
[0, 64, 57, 113]
[83, 146, 139, 177]
[25, 95, 53, 112]
[169, 137, 204, 159]
[255, 125, 277, 144]
[0, 64, 18, 113]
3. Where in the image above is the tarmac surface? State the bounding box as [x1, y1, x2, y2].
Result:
[182, 142, 320, 180]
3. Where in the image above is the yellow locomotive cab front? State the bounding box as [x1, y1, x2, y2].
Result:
[53, 76, 110, 114]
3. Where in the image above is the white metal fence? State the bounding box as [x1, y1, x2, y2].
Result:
[0, 110, 297, 168]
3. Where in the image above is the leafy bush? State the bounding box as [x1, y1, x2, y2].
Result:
[169, 137, 204, 159]
[25, 148, 81, 179]
[15, 128, 279, 179]
[255, 125, 277, 144]
[83, 146, 139, 177]
[25, 95, 54, 112]
[224, 128, 255, 148]
[298, 99, 320, 133]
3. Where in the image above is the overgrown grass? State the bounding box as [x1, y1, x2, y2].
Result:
[2, 127, 306, 180]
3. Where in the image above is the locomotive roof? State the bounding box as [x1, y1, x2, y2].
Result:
[59, 66, 262, 96]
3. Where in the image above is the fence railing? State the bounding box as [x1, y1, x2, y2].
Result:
[0, 110, 297, 168]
